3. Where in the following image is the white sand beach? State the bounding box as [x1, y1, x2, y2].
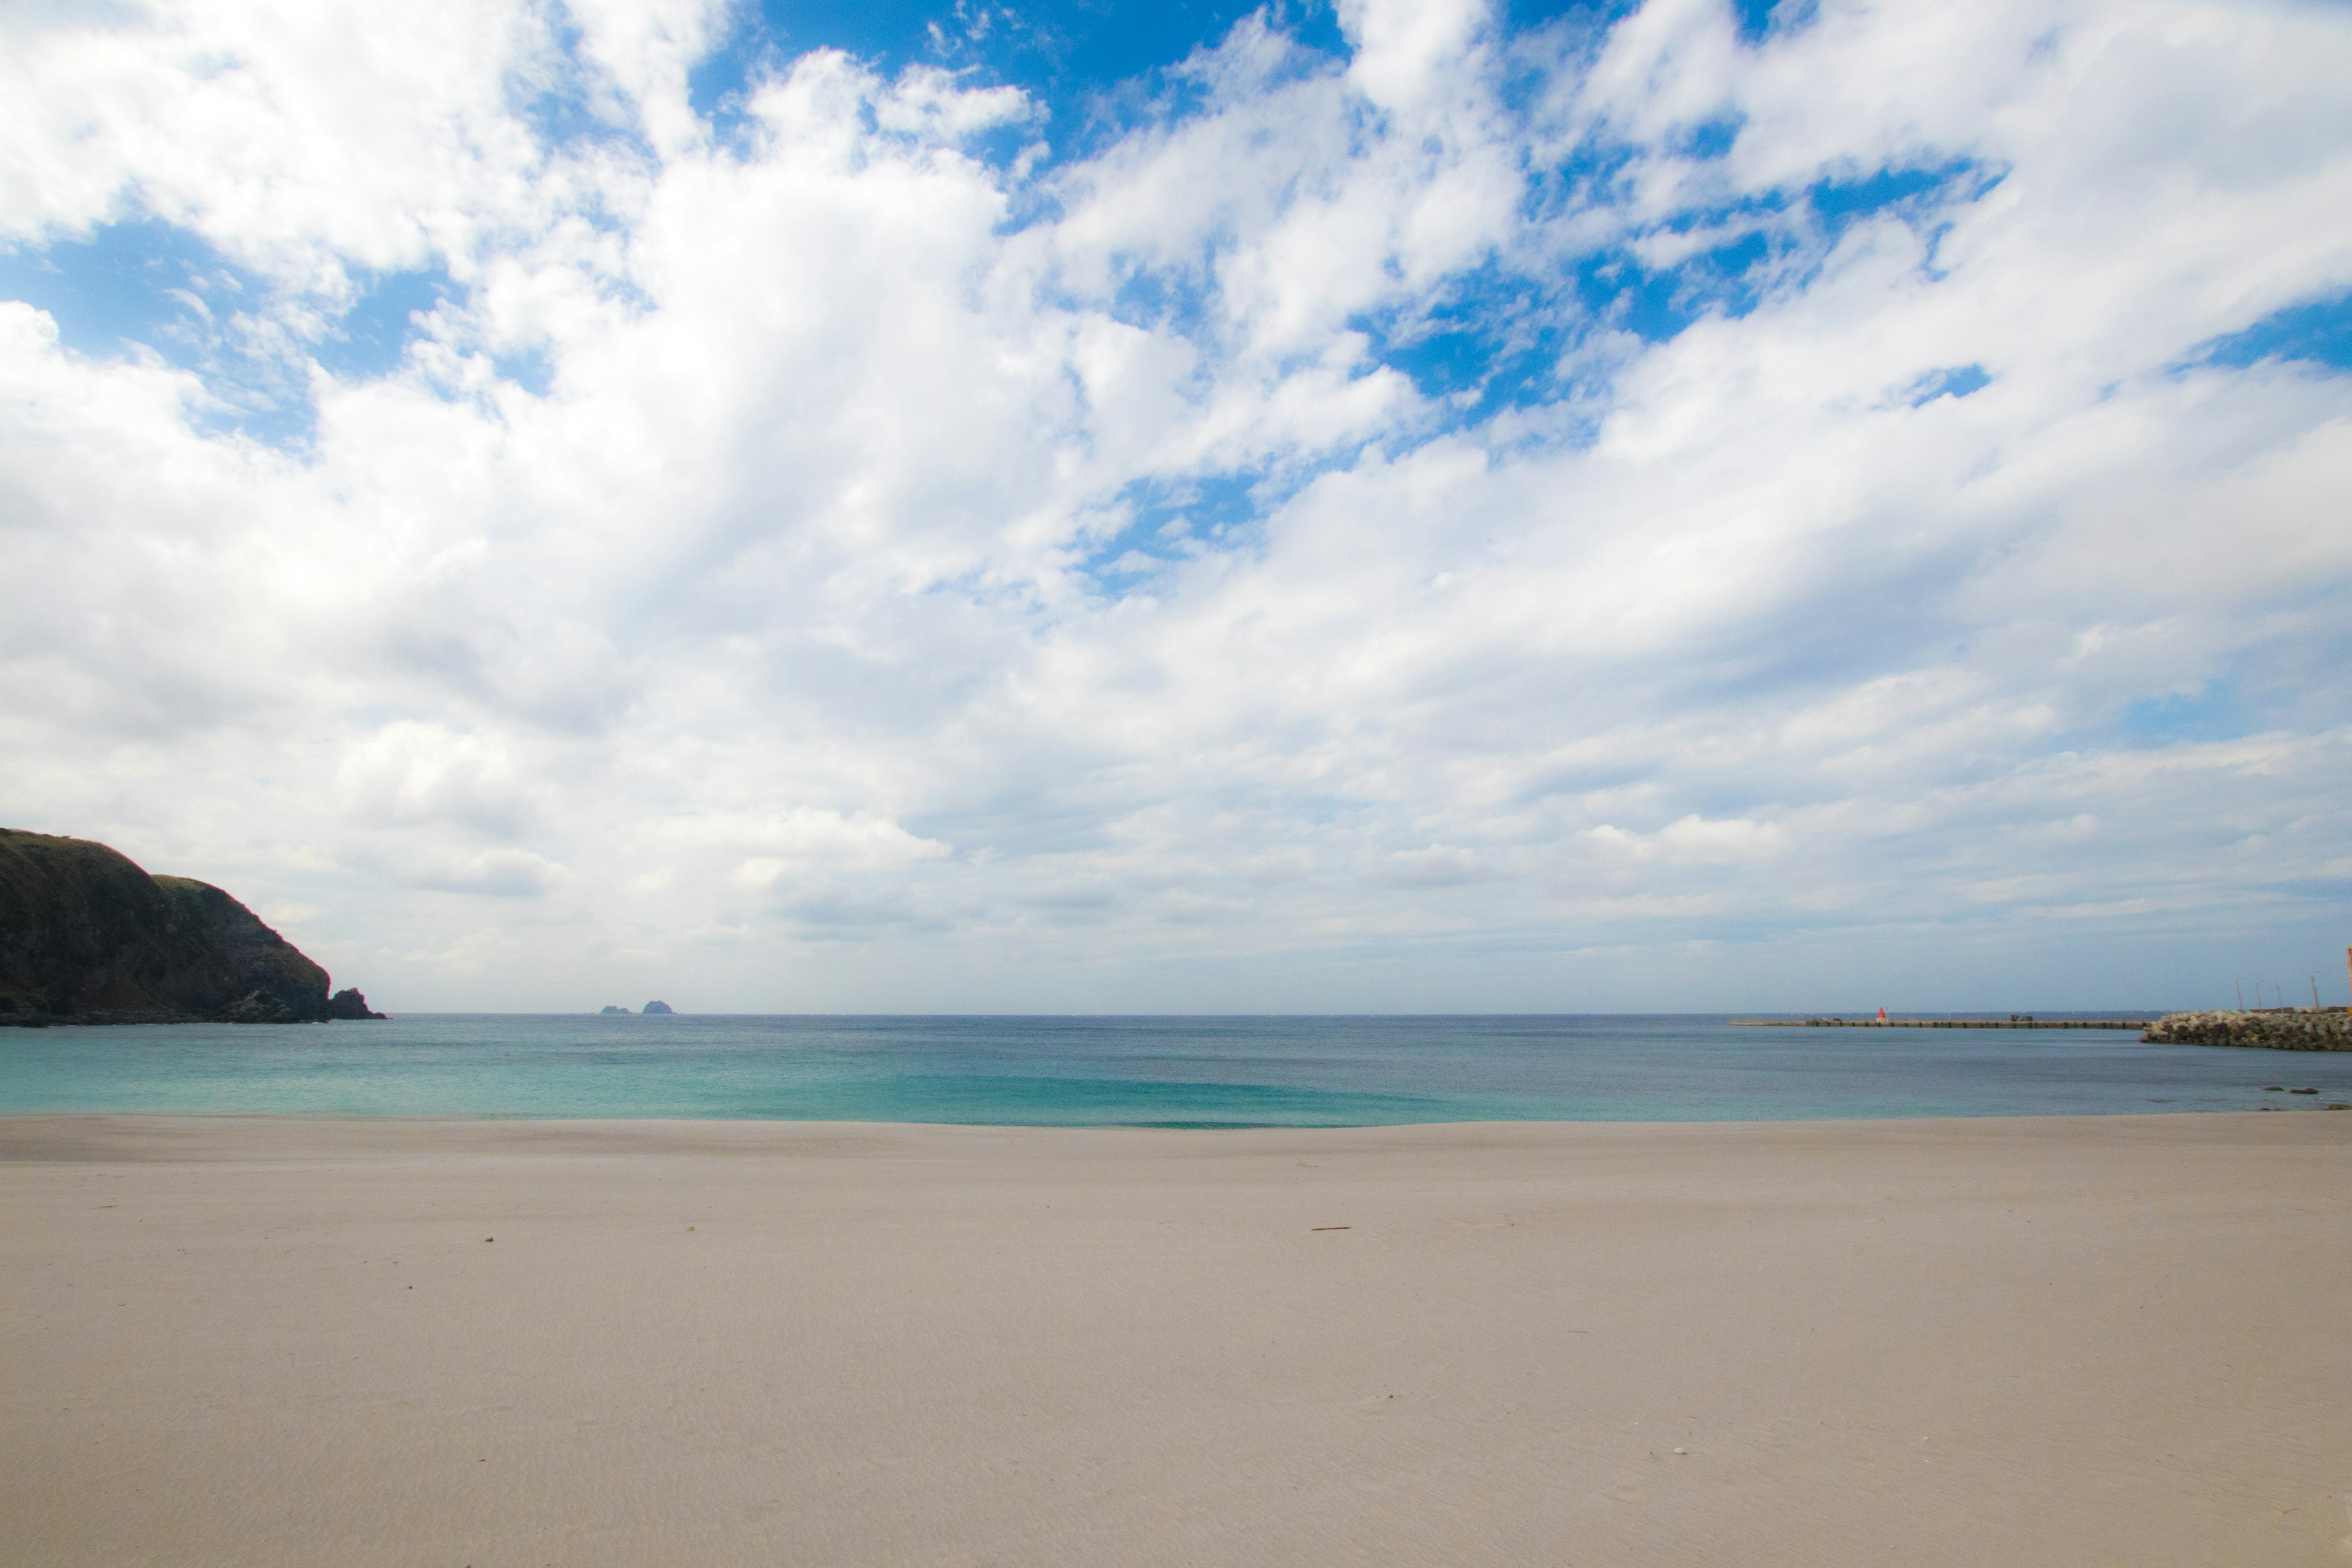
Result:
[2, 1112, 2346, 1565]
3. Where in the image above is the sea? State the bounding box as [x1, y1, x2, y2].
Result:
[1, 1012, 2343, 1125]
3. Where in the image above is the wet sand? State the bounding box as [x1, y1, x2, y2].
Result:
[2, 1112, 2346, 1564]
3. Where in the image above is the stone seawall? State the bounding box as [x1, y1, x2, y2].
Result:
[2143, 1009, 2352, 1050]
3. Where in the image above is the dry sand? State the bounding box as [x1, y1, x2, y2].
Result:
[2, 1112, 2346, 1566]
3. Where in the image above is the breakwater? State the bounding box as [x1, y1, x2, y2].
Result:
[2141, 1009, 2351, 1051]
[1730, 1018, 2151, 1030]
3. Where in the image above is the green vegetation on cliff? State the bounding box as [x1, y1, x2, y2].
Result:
[0, 829, 380, 1025]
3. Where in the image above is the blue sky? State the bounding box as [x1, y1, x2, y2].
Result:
[0, 1, 2064, 451]
[1, 0, 2348, 1011]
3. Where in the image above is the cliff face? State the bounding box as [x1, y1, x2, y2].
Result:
[0, 829, 377, 1025]
[2143, 1009, 2351, 1051]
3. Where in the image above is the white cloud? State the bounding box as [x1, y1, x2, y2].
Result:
[1596, 816, 1790, 864]
[398, 846, 567, 899]
[1, 0, 2348, 1009]
[337, 722, 533, 837]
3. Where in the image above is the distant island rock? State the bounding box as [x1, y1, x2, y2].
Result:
[641, 1000, 675, 1015]
[599, 1005, 630, 1015]
[0, 827, 382, 1026]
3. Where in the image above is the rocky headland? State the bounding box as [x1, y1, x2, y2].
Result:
[0, 828, 382, 1026]
[2143, 1009, 2351, 1050]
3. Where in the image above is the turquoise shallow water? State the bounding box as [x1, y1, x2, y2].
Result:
[2, 1013, 2346, 1125]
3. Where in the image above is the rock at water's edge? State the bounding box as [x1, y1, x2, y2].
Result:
[0, 827, 374, 1025]
[2143, 1009, 2351, 1050]
[642, 1000, 676, 1015]
[599, 1005, 630, 1015]
[325, 987, 386, 1020]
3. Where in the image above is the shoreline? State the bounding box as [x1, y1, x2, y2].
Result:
[3, 1097, 2347, 1133]
[6, 1106, 2350, 1160]
[15, 1106, 2350, 1158]
[6, 1112, 2347, 1565]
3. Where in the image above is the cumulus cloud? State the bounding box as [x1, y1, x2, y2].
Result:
[1, 0, 2347, 1009]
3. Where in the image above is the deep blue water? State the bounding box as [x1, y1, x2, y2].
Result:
[3, 1014, 2346, 1125]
